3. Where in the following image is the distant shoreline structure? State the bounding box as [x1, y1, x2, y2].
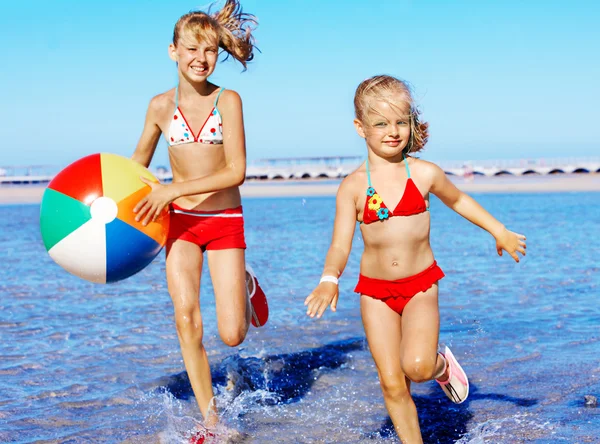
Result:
[3, 174, 600, 206]
[1, 155, 599, 185]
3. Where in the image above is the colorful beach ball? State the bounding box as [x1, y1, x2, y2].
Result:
[40, 153, 170, 283]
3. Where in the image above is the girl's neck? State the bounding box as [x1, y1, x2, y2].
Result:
[178, 76, 214, 98]
[367, 150, 408, 167]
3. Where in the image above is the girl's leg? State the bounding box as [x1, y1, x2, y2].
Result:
[400, 284, 446, 384]
[402, 284, 471, 404]
[206, 248, 250, 347]
[361, 296, 423, 444]
[166, 239, 217, 427]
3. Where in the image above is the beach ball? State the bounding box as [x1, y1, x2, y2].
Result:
[40, 153, 170, 283]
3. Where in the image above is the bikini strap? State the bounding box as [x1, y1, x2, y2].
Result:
[214, 87, 225, 107]
[366, 157, 373, 187]
[175, 85, 222, 110]
[402, 151, 428, 211]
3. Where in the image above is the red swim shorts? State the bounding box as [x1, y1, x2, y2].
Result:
[355, 261, 445, 315]
[168, 203, 247, 251]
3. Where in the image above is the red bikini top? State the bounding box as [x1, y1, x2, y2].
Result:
[362, 155, 428, 224]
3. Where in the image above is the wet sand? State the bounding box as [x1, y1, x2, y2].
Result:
[1, 174, 599, 204]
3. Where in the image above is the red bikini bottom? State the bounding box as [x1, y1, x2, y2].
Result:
[168, 204, 246, 251]
[354, 261, 445, 315]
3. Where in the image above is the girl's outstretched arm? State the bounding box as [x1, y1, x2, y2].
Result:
[428, 163, 527, 262]
[305, 177, 357, 318]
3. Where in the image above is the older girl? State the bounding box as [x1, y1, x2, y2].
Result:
[131, 1, 268, 439]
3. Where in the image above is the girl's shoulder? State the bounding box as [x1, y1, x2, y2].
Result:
[148, 88, 176, 113]
[142, 88, 176, 124]
[408, 157, 446, 186]
[346, 161, 367, 182]
[339, 162, 367, 196]
[216, 88, 242, 109]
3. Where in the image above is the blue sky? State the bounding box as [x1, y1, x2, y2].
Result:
[1, 0, 598, 169]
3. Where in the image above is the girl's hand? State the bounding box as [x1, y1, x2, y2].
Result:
[133, 177, 177, 226]
[304, 282, 339, 318]
[495, 228, 527, 262]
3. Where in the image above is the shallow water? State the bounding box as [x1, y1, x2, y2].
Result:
[0, 192, 599, 443]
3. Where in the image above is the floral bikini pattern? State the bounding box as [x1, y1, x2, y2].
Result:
[362, 156, 428, 225]
[366, 187, 390, 221]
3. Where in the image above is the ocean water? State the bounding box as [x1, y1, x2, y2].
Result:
[0, 192, 599, 443]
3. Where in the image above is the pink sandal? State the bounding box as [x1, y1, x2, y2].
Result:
[435, 345, 469, 404]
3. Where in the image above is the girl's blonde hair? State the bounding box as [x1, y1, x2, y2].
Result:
[354, 75, 429, 154]
[173, 0, 257, 69]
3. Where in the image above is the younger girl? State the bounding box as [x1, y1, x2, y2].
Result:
[131, 1, 268, 439]
[305, 75, 526, 443]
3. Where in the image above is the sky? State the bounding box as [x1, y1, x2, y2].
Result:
[1, 0, 599, 169]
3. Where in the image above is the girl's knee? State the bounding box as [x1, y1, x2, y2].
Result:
[174, 309, 203, 344]
[401, 355, 437, 383]
[219, 325, 247, 347]
[379, 375, 410, 401]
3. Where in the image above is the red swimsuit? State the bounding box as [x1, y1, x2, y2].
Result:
[361, 177, 427, 224]
[168, 204, 246, 251]
[354, 155, 445, 314]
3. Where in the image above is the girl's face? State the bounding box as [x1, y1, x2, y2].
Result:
[169, 31, 219, 83]
[354, 92, 412, 159]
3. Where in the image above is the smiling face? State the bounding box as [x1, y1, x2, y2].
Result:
[169, 31, 219, 83]
[354, 91, 412, 159]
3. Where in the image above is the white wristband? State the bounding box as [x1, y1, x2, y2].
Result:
[320, 275, 339, 285]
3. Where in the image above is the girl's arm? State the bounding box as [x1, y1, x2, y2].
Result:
[134, 90, 246, 224]
[305, 177, 357, 318]
[131, 97, 163, 168]
[429, 163, 526, 262]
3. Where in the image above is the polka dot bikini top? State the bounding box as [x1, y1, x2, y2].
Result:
[168, 86, 224, 146]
